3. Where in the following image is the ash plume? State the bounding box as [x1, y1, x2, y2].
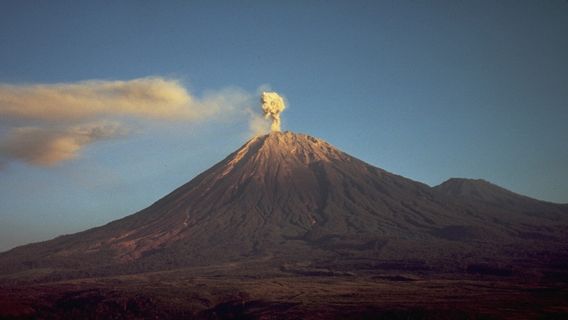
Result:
[260, 92, 286, 132]
[0, 77, 254, 167]
[0, 121, 127, 166]
[0, 77, 249, 121]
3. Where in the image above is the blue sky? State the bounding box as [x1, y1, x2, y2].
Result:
[1, 1, 567, 251]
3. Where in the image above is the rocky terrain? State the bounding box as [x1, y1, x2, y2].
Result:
[1, 131, 567, 319]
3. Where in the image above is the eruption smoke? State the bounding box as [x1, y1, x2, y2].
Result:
[260, 92, 286, 132]
[0, 77, 253, 167]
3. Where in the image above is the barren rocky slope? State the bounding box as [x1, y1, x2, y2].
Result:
[1, 131, 567, 280]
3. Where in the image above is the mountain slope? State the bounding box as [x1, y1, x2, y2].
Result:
[1, 132, 567, 279]
[434, 178, 567, 221]
[435, 178, 525, 202]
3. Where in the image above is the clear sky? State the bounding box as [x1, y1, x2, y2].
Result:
[1, 1, 567, 251]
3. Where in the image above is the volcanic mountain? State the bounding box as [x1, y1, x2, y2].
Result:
[1, 131, 567, 280]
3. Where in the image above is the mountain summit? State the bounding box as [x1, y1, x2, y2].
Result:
[435, 178, 537, 203]
[1, 131, 567, 279]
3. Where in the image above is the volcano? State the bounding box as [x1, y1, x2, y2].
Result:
[1, 131, 567, 319]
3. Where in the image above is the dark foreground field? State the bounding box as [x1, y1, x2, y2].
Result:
[2, 262, 567, 320]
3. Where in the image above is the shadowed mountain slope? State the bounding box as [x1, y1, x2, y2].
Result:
[1, 132, 567, 280]
[434, 178, 568, 221]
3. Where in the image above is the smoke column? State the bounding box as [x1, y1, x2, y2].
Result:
[260, 92, 286, 132]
